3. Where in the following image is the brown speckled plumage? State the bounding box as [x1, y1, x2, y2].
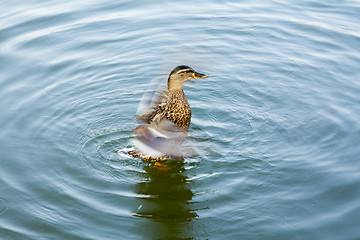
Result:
[128, 65, 208, 161]
[163, 89, 191, 130]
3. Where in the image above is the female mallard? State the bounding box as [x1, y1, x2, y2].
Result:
[128, 65, 208, 161]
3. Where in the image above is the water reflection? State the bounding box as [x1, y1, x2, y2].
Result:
[134, 160, 197, 239]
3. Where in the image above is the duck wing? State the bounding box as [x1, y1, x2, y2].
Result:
[136, 90, 169, 124]
[132, 119, 187, 158]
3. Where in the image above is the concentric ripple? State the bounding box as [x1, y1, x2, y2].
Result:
[76, 125, 146, 180]
[0, 197, 8, 216]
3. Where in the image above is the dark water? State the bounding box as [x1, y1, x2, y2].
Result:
[1, 0, 360, 239]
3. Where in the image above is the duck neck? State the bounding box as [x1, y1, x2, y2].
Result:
[167, 76, 183, 92]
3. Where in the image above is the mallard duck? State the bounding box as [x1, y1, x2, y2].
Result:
[128, 65, 208, 161]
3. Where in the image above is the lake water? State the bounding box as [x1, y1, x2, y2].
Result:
[1, 0, 360, 239]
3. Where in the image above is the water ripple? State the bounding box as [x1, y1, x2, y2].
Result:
[0, 197, 8, 216]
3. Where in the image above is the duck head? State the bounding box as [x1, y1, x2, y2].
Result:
[168, 65, 208, 91]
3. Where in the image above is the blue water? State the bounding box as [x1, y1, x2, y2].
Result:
[1, 1, 360, 239]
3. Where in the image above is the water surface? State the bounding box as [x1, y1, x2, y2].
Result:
[1, 0, 360, 239]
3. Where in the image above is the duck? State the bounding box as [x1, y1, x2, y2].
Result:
[128, 65, 208, 161]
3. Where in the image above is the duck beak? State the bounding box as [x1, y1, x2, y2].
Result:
[193, 71, 208, 79]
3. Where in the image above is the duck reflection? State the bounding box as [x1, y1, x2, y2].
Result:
[134, 160, 197, 239]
